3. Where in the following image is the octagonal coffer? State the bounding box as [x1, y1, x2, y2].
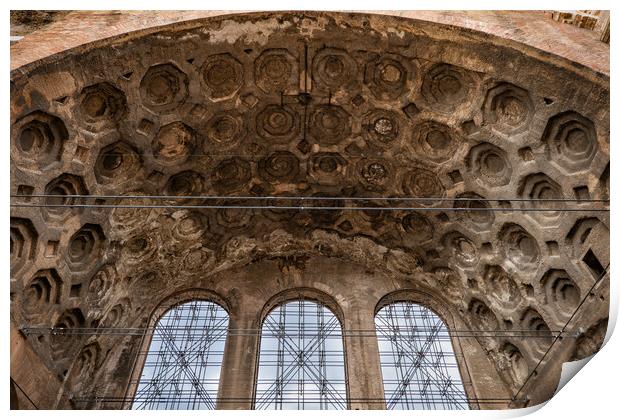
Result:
[101, 298, 130, 328]
[499, 342, 529, 387]
[10, 217, 38, 274]
[365, 53, 410, 100]
[308, 152, 347, 185]
[442, 231, 479, 268]
[68, 342, 102, 388]
[518, 172, 564, 225]
[520, 307, 552, 352]
[171, 211, 208, 243]
[122, 231, 157, 266]
[50, 308, 86, 359]
[498, 223, 541, 271]
[95, 140, 142, 184]
[308, 105, 351, 146]
[66, 224, 106, 271]
[466, 142, 512, 187]
[400, 212, 434, 244]
[483, 82, 533, 135]
[109, 192, 154, 233]
[42, 173, 89, 221]
[541, 269, 581, 318]
[140, 63, 188, 112]
[409, 120, 459, 164]
[483, 265, 522, 307]
[312, 47, 359, 91]
[87, 264, 117, 306]
[258, 151, 300, 183]
[180, 247, 216, 275]
[254, 48, 299, 94]
[201, 53, 244, 100]
[468, 297, 500, 330]
[401, 167, 445, 202]
[23, 269, 63, 315]
[356, 158, 393, 192]
[203, 111, 246, 151]
[165, 170, 205, 199]
[256, 104, 301, 144]
[77, 82, 127, 131]
[211, 157, 252, 194]
[453, 192, 494, 231]
[362, 108, 403, 149]
[431, 267, 463, 301]
[152, 122, 197, 166]
[542, 111, 598, 173]
[11, 111, 68, 169]
[421, 63, 474, 112]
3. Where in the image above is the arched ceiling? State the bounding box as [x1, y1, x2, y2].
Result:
[10, 11, 609, 407]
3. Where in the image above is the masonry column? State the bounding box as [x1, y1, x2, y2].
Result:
[216, 296, 261, 409]
[342, 301, 386, 410]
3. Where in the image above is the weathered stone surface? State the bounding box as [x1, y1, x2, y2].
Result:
[9, 10, 609, 410]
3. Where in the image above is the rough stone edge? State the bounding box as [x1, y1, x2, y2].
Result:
[10, 11, 609, 87]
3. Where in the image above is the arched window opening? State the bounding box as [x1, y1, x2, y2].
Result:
[375, 301, 468, 410]
[255, 299, 347, 410]
[132, 300, 229, 410]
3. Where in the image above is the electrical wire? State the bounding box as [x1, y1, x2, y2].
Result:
[10, 193, 611, 203]
[20, 326, 566, 338]
[11, 377, 39, 410]
[511, 262, 610, 406]
[10, 203, 609, 212]
[11, 193, 609, 212]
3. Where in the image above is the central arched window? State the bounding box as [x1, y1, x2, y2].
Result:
[132, 300, 229, 410]
[254, 299, 347, 410]
[375, 301, 468, 410]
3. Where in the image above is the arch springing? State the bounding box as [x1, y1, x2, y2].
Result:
[132, 300, 229, 410]
[375, 301, 468, 409]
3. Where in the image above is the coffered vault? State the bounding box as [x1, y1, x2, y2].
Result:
[10, 11, 609, 410]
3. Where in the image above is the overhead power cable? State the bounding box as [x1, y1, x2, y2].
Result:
[19, 326, 570, 339]
[511, 262, 610, 406]
[10, 203, 609, 212]
[10, 193, 609, 212]
[10, 193, 611, 203]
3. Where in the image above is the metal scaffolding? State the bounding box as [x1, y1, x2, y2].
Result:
[131, 300, 229, 410]
[375, 302, 469, 410]
[18, 262, 607, 409]
[254, 300, 347, 410]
